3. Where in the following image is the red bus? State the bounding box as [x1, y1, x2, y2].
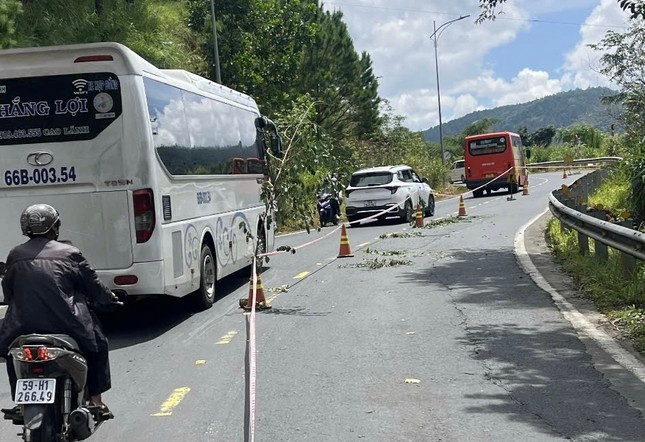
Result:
[464, 131, 528, 197]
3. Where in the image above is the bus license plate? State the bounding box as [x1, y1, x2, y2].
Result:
[364, 200, 376, 207]
[14, 379, 56, 404]
[484, 173, 495, 178]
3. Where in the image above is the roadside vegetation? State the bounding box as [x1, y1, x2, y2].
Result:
[546, 217, 645, 353]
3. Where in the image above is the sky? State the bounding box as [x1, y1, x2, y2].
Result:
[322, 0, 632, 131]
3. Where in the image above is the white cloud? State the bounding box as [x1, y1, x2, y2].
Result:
[562, 0, 630, 89]
[325, 1, 631, 131]
[454, 68, 563, 106]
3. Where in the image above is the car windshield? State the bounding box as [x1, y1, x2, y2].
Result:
[350, 172, 393, 187]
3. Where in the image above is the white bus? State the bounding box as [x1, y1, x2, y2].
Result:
[0, 42, 281, 309]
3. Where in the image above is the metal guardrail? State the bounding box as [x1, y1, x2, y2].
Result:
[528, 156, 623, 168]
[548, 168, 644, 275]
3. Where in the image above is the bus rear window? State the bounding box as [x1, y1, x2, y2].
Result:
[468, 136, 508, 156]
[0, 72, 122, 145]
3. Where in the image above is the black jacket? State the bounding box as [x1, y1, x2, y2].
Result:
[0, 237, 114, 356]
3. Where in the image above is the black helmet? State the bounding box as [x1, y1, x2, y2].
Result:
[20, 204, 60, 237]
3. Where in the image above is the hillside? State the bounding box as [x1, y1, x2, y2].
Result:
[422, 87, 619, 142]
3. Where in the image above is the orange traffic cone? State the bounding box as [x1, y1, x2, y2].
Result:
[522, 182, 529, 195]
[458, 195, 467, 217]
[562, 168, 568, 179]
[337, 224, 354, 258]
[415, 204, 424, 228]
[239, 274, 271, 311]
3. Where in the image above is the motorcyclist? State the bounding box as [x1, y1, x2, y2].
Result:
[0, 204, 119, 419]
[321, 173, 343, 220]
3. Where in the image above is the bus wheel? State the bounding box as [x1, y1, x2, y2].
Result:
[193, 244, 216, 310]
[473, 189, 483, 198]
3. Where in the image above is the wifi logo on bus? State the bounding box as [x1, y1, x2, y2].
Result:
[72, 79, 88, 94]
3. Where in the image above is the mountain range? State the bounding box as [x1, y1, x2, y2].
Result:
[422, 87, 619, 142]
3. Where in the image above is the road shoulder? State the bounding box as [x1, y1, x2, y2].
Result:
[517, 209, 645, 415]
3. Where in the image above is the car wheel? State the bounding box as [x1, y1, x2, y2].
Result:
[400, 200, 413, 223]
[424, 195, 435, 217]
[192, 244, 216, 310]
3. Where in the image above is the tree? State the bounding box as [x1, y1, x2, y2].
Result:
[477, 0, 645, 23]
[297, 8, 380, 141]
[592, 22, 645, 221]
[10, 0, 207, 73]
[0, 0, 21, 48]
[530, 126, 557, 147]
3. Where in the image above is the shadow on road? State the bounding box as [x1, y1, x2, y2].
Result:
[99, 267, 257, 350]
[398, 248, 645, 440]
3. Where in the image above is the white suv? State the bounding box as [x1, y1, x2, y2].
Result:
[345, 165, 435, 224]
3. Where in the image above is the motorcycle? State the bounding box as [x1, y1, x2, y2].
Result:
[317, 192, 339, 227]
[3, 332, 115, 441]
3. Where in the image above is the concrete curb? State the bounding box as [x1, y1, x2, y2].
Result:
[515, 209, 645, 384]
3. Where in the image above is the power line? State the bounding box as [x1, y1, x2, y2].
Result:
[324, 1, 628, 30]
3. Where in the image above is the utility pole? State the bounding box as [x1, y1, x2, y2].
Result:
[210, 0, 222, 84]
[429, 15, 470, 169]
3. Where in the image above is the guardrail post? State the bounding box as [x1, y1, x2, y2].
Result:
[578, 231, 589, 255]
[621, 252, 637, 278]
[588, 211, 608, 261]
[594, 240, 608, 261]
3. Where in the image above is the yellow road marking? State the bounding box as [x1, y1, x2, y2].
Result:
[195, 360, 206, 365]
[293, 271, 310, 279]
[404, 379, 420, 384]
[358, 242, 370, 248]
[151, 387, 191, 416]
[216, 330, 238, 345]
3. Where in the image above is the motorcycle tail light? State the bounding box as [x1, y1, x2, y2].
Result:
[22, 348, 33, 361]
[37, 347, 49, 361]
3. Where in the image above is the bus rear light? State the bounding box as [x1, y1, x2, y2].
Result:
[74, 55, 114, 63]
[114, 275, 138, 285]
[467, 167, 472, 177]
[133, 189, 155, 243]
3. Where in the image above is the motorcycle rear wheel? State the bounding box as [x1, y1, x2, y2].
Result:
[25, 405, 58, 442]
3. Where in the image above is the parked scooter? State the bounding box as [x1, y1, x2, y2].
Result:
[3, 332, 115, 441]
[317, 192, 340, 227]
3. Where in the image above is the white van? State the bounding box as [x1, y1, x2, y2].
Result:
[448, 159, 465, 184]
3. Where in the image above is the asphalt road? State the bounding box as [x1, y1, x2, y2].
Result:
[1, 171, 644, 441]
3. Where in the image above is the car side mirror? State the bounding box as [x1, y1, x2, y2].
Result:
[422, 178, 429, 184]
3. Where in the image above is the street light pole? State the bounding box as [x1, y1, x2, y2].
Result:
[210, 0, 222, 84]
[429, 15, 470, 167]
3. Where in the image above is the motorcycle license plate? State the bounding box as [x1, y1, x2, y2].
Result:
[364, 200, 376, 207]
[14, 379, 56, 404]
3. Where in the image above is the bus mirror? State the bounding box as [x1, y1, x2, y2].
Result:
[525, 149, 531, 159]
[270, 135, 283, 157]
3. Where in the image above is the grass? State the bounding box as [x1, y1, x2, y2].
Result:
[546, 218, 645, 352]
[588, 168, 631, 215]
